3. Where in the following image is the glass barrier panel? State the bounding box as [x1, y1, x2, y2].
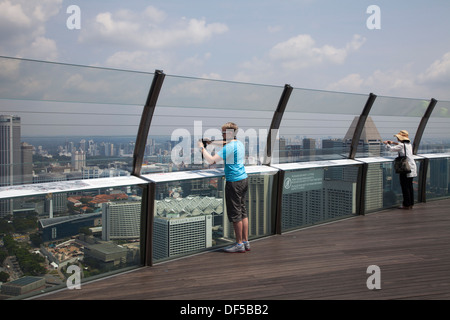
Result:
[426, 156, 450, 200]
[0, 182, 144, 299]
[152, 171, 275, 262]
[363, 159, 420, 213]
[0, 57, 152, 187]
[419, 100, 450, 154]
[279, 164, 361, 232]
[144, 75, 284, 174]
[369, 96, 427, 157]
[277, 88, 369, 163]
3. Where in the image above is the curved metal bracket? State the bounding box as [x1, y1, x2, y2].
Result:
[348, 93, 377, 159]
[132, 70, 165, 176]
[413, 98, 438, 155]
[263, 84, 293, 165]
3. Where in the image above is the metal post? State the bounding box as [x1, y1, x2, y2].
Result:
[418, 158, 429, 203]
[356, 163, 369, 215]
[274, 170, 285, 234]
[140, 181, 156, 266]
[413, 98, 438, 155]
[348, 93, 377, 159]
[132, 70, 165, 177]
[263, 84, 293, 165]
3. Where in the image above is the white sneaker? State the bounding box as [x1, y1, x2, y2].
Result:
[224, 243, 245, 253]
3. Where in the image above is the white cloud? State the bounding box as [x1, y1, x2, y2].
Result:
[326, 56, 450, 100]
[143, 6, 167, 24]
[79, 6, 228, 50]
[418, 52, 450, 85]
[326, 73, 365, 93]
[20, 36, 59, 61]
[0, 0, 31, 28]
[269, 34, 366, 70]
[104, 50, 215, 76]
[105, 50, 172, 72]
[232, 34, 366, 86]
[0, 0, 62, 60]
[327, 68, 422, 97]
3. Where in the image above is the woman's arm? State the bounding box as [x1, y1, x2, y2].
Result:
[383, 140, 403, 152]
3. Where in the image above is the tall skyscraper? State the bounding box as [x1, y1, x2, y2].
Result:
[223, 174, 272, 239]
[153, 215, 212, 260]
[344, 116, 382, 157]
[344, 116, 383, 212]
[1, 115, 21, 187]
[21, 142, 33, 185]
[302, 138, 316, 159]
[1, 115, 22, 217]
[71, 150, 86, 171]
[281, 169, 357, 230]
[102, 201, 141, 241]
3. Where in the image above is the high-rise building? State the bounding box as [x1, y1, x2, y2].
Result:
[322, 139, 345, 156]
[302, 138, 316, 159]
[280, 166, 357, 230]
[344, 116, 383, 211]
[33, 173, 67, 217]
[102, 201, 141, 241]
[71, 150, 86, 171]
[0, 115, 21, 187]
[281, 178, 356, 230]
[223, 174, 272, 239]
[153, 215, 212, 260]
[21, 142, 33, 185]
[344, 116, 382, 157]
[1, 115, 21, 217]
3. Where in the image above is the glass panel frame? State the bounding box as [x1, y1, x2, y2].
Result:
[424, 155, 450, 200]
[0, 57, 154, 186]
[277, 88, 370, 163]
[144, 166, 278, 263]
[419, 100, 450, 154]
[369, 95, 430, 158]
[273, 160, 362, 232]
[143, 75, 285, 174]
[0, 180, 146, 299]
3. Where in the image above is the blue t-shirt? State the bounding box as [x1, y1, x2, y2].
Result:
[220, 140, 247, 182]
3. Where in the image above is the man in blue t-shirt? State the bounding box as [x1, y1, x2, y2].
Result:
[197, 122, 249, 253]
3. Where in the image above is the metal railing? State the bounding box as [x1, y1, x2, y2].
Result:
[1, 56, 450, 299]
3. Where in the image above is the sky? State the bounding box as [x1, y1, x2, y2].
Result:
[1, 0, 450, 102]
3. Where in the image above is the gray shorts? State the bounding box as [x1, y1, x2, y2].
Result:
[225, 178, 248, 223]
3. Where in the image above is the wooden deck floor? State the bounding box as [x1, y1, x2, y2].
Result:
[36, 199, 450, 301]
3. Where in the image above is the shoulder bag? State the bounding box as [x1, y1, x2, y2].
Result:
[393, 143, 411, 174]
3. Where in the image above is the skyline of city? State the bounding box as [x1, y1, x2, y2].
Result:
[1, 113, 449, 298]
[2, 113, 450, 191]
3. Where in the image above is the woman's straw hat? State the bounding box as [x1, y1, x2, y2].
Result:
[394, 130, 410, 141]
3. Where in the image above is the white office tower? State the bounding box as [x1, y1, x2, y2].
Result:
[71, 150, 86, 171]
[281, 168, 356, 230]
[102, 202, 141, 241]
[0, 115, 21, 217]
[223, 174, 272, 240]
[365, 163, 384, 212]
[153, 215, 212, 260]
[0, 115, 21, 186]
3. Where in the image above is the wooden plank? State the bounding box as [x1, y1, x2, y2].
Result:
[36, 198, 450, 300]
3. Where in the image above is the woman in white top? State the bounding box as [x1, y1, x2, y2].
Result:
[383, 130, 417, 210]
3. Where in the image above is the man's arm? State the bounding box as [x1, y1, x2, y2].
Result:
[197, 140, 223, 165]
